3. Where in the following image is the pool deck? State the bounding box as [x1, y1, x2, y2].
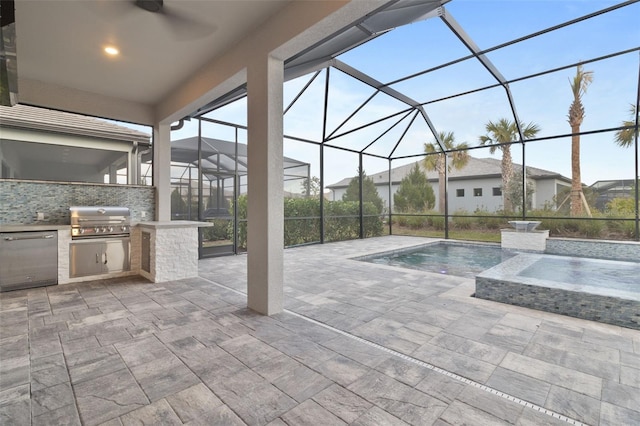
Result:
[1, 235, 639, 425]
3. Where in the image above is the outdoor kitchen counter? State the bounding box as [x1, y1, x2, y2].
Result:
[135, 221, 210, 284]
[136, 220, 212, 229]
[0, 224, 70, 232]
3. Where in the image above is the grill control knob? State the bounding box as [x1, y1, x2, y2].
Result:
[108, 227, 114, 232]
[121, 225, 128, 232]
[79, 228, 85, 234]
[94, 227, 100, 233]
[102, 227, 108, 233]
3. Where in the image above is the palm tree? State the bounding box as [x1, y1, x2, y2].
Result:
[614, 104, 638, 148]
[423, 131, 469, 214]
[479, 118, 540, 213]
[567, 64, 593, 216]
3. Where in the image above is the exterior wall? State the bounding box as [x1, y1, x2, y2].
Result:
[332, 176, 568, 214]
[534, 179, 568, 210]
[447, 178, 503, 212]
[0, 179, 155, 224]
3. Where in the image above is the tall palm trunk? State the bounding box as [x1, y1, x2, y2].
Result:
[567, 65, 592, 217]
[501, 145, 513, 213]
[436, 154, 446, 214]
[570, 125, 582, 216]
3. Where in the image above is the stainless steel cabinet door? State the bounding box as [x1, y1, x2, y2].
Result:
[69, 241, 104, 278]
[1, 232, 58, 291]
[103, 239, 130, 273]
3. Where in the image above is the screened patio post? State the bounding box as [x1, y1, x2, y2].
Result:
[246, 54, 284, 315]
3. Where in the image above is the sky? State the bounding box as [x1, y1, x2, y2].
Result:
[134, 0, 640, 190]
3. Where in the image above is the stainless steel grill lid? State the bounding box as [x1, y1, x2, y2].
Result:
[70, 206, 131, 238]
[70, 206, 130, 220]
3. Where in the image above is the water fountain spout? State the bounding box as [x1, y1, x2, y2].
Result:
[508, 220, 541, 232]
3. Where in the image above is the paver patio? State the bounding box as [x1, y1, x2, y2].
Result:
[1, 236, 639, 425]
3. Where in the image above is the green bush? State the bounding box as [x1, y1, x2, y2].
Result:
[474, 209, 505, 229]
[606, 197, 638, 216]
[405, 215, 426, 229]
[452, 210, 474, 229]
[230, 195, 383, 248]
[577, 219, 603, 238]
[284, 197, 321, 246]
[202, 219, 231, 241]
[324, 200, 383, 241]
[620, 220, 638, 238]
[395, 215, 409, 227]
[428, 214, 446, 231]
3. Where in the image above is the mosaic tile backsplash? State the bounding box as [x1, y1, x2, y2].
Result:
[0, 180, 155, 225]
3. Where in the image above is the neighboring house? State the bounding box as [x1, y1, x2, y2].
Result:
[590, 179, 637, 210]
[0, 105, 151, 184]
[327, 156, 571, 213]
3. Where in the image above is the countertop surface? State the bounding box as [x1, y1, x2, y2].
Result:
[1, 221, 212, 233]
[0, 224, 70, 232]
[135, 221, 212, 229]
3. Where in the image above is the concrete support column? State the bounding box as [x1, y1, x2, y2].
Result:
[246, 54, 284, 315]
[153, 123, 171, 221]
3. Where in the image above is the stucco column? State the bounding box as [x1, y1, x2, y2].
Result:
[153, 123, 171, 221]
[246, 54, 284, 315]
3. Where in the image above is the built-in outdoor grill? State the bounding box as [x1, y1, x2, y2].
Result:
[69, 206, 131, 278]
[70, 206, 131, 239]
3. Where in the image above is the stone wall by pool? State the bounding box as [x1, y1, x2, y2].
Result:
[546, 238, 640, 263]
[475, 253, 640, 330]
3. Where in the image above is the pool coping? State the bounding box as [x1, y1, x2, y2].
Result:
[351, 239, 502, 262]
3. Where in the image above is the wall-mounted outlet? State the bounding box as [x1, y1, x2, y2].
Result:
[141, 211, 147, 218]
[37, 212, 45, 221]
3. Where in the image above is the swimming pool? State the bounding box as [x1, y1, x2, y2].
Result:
[360, 240, 640, 329]
[361, 242, 516, 279]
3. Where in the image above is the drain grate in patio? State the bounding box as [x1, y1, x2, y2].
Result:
[202, 277, 587, 426]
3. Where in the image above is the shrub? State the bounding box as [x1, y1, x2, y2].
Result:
[202, 220, 231, 241]
[428, 214, 446, 231]
[405, 215, 426, 229]
[230, 195, 384, 248]
[395, 215, 409, 227]
[452, 210, 474, 229]
[577, 219, 603, 238]
[474, 209, 505, 229]
[620, 220, 638, 238]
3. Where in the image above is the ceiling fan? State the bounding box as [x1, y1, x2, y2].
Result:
[91, 0, 217, 41]
[135, 0, 164, 13]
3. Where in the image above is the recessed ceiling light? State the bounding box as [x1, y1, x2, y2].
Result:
[104, 46, 119, 56]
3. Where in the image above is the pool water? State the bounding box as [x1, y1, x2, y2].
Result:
[365, 243, 516, 279]
[519, 257, 640, 293]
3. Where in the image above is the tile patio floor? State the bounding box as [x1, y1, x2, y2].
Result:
[1, 235, 639, 425]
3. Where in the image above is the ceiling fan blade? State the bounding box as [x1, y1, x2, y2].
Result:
[85, 0, 135, 20]
[158, 5, 217, 41]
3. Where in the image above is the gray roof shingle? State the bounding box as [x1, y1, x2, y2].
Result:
[0, 104, 150, 144]
[328, 156, 569, 188]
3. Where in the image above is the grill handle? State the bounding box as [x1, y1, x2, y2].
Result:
[4, 234, 55, 241]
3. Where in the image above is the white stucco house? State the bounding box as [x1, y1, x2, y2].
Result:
[327, 156, 572, 213]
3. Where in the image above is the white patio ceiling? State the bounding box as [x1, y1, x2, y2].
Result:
[11, 0, 444, 126]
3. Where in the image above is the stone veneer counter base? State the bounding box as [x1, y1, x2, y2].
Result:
[137, 221, 211, 283]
